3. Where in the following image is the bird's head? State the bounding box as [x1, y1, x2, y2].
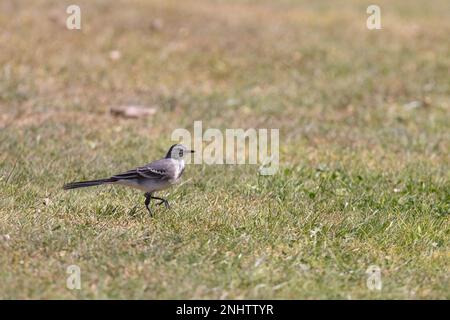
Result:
[165, 144, 194, 160]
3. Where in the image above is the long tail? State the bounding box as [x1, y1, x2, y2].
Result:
[63, 178, 115, 190]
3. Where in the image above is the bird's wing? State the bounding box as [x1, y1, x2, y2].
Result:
[112, 159, 175, 181]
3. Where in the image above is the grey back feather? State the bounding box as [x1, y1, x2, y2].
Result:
[112, 158, 177, 181]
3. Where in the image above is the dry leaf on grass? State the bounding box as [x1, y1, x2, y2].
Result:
[110, 105, 157, 119]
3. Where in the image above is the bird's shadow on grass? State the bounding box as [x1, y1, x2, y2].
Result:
[95, 203, 120, 217]
[94, 203, 143, 218]
[127, 205, 143, 218]
[93, 201, 164, 221]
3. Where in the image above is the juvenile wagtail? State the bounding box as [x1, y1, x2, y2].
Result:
[63, 144, 194, 215]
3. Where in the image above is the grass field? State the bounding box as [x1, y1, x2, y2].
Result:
[0, 0, 449, 299]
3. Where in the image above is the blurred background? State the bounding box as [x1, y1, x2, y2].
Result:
[1, 0, 449, 149]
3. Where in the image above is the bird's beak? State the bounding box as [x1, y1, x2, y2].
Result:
[189, 150, 195, 153]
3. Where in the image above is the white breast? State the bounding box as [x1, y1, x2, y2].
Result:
[171, 158, 185, 181]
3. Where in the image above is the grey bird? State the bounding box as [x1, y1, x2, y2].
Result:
[63, 144, 194, 215]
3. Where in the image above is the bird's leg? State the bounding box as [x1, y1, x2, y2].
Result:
[151, 196, 170, 209]
[144, 192, 153, 216]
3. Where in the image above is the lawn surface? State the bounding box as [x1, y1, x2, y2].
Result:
[0, 0, 449, 299]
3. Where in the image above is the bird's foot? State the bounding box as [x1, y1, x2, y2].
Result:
[157, 199, 170, 209]
[145, 204, 153, 216]
[144, 192, 153, 217]
[152, 196, 170, 209]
